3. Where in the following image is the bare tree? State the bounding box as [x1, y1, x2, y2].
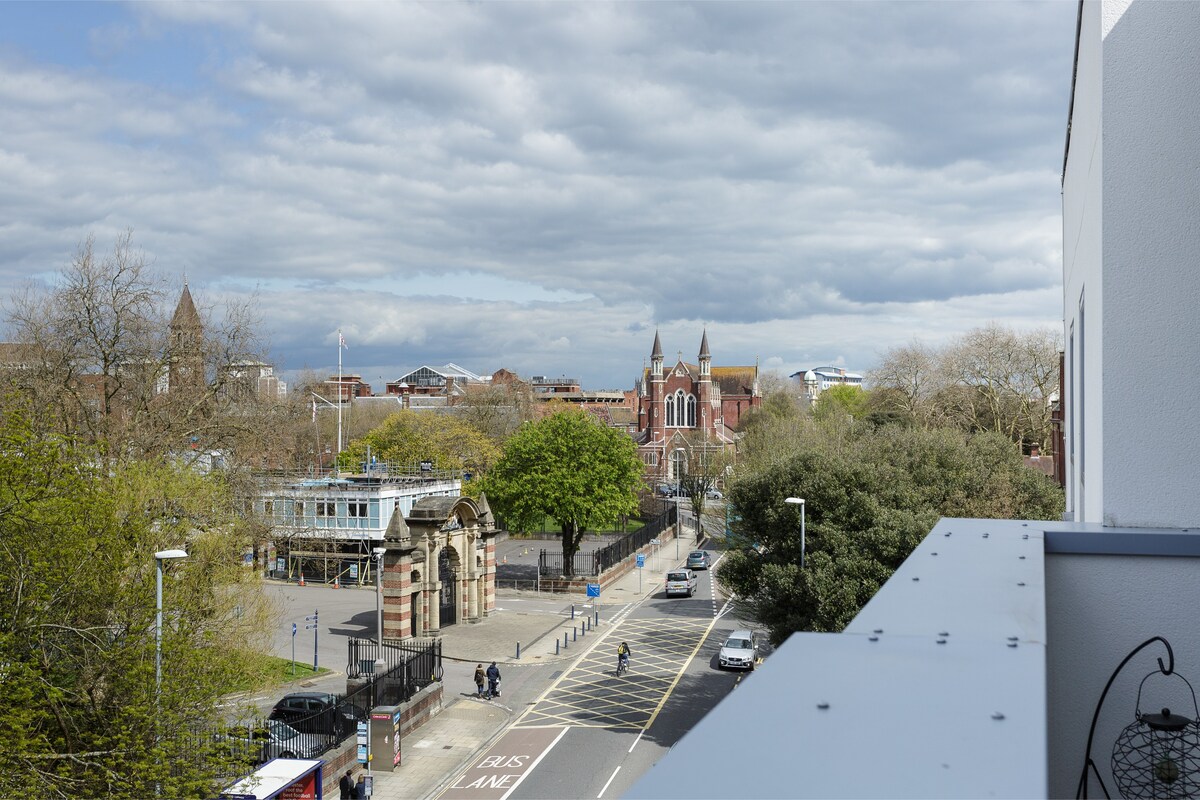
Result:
[869, 325, 1061, 453]
[3, 231, 290, 464]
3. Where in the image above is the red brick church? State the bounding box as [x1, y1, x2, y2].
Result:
[634, 330, 760, 482]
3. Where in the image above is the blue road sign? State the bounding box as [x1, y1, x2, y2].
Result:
[292, 623, 297, 636]
[586, 583, 601, 598]
[636, 554, 645, 568]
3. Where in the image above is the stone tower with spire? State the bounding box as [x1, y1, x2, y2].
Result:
[168, 282, 204, 394]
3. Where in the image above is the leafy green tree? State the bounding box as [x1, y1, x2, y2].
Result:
[717, 423, 1063, 644]
[0, 401, 273, 798]
[480, 409, 644, 576]
[813, 384, 869, 422]
[338, 409, 501, 479]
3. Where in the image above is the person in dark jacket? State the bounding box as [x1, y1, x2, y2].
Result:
[486, 661, 501, 699]
[474, 663, 486, 697]
[339, 769, 355, 799]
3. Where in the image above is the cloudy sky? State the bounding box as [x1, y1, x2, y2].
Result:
[0, 1, 1077, 391]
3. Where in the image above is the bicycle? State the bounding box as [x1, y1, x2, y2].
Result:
[616, 655, 629, 676]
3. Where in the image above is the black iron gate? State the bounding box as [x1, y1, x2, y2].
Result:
[438, 548, 457, 628]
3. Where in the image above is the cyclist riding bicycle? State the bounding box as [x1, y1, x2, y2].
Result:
[617, 641, 631, 674]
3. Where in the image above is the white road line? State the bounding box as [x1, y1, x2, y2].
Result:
[598, 766, 622, 798]
[714, 596, 736, 621]
[498, 726, 569, 800]
[628, 730, 645, 753]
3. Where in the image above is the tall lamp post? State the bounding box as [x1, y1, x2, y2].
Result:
[154, 548, 186, 798]
[784, 497, 805, 568]
[372, 547, 387, 648]
[155, 549, 188, 697]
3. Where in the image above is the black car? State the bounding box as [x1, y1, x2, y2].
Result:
[268, 691, 364, 737]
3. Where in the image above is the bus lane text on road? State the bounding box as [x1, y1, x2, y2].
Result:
[441, 726, 567, 800]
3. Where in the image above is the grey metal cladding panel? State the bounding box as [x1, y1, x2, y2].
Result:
[625, 632, 1046, 800]
[845, 518, 1046, 644]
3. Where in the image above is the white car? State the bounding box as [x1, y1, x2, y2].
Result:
[665, 569, 697, 597]
[719, 630, 759, 671]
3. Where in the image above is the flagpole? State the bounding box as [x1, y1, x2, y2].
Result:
[337, 330, 343, 458]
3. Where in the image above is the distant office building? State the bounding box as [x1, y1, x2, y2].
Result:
[385, 364, 489, 397]
[789, 365, 864, 405]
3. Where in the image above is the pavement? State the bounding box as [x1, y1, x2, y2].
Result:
[365, 528, 702, 800]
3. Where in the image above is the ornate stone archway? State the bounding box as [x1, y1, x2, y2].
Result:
[378, 494, 496, 639]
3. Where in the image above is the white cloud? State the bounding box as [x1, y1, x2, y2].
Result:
[0, 1, 1078, 389]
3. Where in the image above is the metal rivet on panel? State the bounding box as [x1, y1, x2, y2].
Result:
[1017, 582, 1026, 586]
[1008, 642, 1018, 648]
[874, 629, 883, 634]
[912, 577, 920, 582]
[818, 703, 830, 710]
[937, 639, 947, 645]
[869, 636, 879, 642]
[992, 712, 1006, 721]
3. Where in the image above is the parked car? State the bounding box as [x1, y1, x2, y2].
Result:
[269, 691, 364, 737]
[718, 630, 760, 671]
[657, 484, 680, 497]
[665, 569, 697, 597]
[686, 550, 710, 570]
[704, 487, 723, 500]
[214, 719, 332, 766]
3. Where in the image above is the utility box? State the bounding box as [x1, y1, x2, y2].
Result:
[370, 706, 402, 772]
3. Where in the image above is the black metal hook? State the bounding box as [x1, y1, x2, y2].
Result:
[1076, 636, 1175, 799]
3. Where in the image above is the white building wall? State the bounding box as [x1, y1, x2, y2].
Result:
[1045, 551, 1200, 799]
[1064, 0, 1200, 528]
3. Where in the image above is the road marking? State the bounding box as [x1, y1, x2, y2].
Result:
[641, 611, 722, 731]
[440, 726, 567, 800]
[628, 730, 644, 753]
[598, 766, 621, 798]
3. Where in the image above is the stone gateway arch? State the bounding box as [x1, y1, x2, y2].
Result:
[379, 494, 497, 639]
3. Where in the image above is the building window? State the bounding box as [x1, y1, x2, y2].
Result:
[667, 390, 696, 427]
[316, 501, 335, 517]
[348, 502, 367, 518]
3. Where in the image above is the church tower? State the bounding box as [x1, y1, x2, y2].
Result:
[168, 282, 204, 394]
[697, 329, 712, 435]
[649, 329, 664, 442]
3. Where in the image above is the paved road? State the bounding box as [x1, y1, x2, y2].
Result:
[439, 542, 764, 800]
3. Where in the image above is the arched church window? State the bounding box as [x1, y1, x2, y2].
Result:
[686, 395, 697, 427]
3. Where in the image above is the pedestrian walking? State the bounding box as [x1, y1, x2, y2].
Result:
[339, 769, 355, 799]
[486, 661, 501, 699]
[474, 663, 486, 697]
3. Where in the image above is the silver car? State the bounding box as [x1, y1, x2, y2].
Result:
[718, 630, 759, 671]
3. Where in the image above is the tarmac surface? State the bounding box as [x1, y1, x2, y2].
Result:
[368, 532, 696, 800]
[261, 523, 707, 800]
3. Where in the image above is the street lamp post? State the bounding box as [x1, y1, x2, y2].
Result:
[373, 547, 388, 648]
[784, 497, 805, 568]
[153, 548, 186, 798]
[154, 549, 188, 698]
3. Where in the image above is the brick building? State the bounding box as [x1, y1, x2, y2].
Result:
[634, 330, 760, 481]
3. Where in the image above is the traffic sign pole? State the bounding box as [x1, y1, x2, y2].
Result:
[291, 622, 297, 676]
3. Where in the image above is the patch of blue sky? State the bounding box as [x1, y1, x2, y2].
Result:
[0, 2, 224, 95]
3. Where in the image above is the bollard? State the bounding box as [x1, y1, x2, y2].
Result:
[563, 632, 568, 648]
[571, 604, 575, 620]
[556, 639, 560, 655]
[594, 611, 599, 626]
[573, 627, 577, 642]
[516, 641, 521, 659]
[581, 622, 585, 638]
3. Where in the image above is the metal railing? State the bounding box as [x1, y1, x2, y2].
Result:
[347, 637, 442, 707]
[537, 506, 678, 577]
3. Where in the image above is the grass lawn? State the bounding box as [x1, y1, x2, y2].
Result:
[226, 653, 333, 694]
